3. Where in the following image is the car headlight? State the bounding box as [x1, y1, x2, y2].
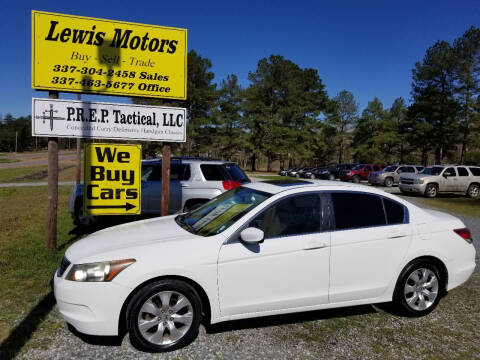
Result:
[414, 179, 424, 184]
[66, 259, 135, 282]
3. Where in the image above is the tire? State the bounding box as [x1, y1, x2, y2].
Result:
[328, 174, 335, 181]
[295, 174, 300, 178]
[393, 260, 443, 317]
[310, 174, 315, 180]
[466, 184, 480, 199]
[128, 279, 202, 352]
[424, 184, 438, 198]
[352, 175, 361, 183]
[384, 177, 394, 187]
[74, 199, 97, 228]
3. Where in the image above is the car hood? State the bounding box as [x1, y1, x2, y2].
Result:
[66, 216, 193, 263]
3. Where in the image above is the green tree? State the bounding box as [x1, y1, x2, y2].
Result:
[213, 74, 246, 160]
[390, 97, 409, 163]
[243, 55, 328, 171]
[326, 90, 358, 163]
[453, 26, 480, 164]
[410, 41, 459, 164]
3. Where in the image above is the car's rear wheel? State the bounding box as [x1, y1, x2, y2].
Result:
[352, 175, 361, 183]
[328, 174, 335, 181]
[466, 184, 480, 199]
[424, 184, 438, 198]
[128, 280, 202, 352]
[310, 174, 315, 180]
[393, 260, 443, 317]
[384, 177, 394, 187]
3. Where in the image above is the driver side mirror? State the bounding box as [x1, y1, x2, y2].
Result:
[240, 227, 264, 244]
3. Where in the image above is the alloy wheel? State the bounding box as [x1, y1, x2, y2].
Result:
[137, 291, 194, 345]
[468, 185, 479, 198]
[404, 268, 439, 311]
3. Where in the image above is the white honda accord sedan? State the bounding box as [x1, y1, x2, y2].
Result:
[54, 179, 476, 352]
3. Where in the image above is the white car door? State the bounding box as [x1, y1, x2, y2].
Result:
[328, 192, 412, 303]
[218, 193, 330, 317]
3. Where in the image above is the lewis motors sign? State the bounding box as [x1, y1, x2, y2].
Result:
[32, 98, 186, 142]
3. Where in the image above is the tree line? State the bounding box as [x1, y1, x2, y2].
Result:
[2, 26, 479, 170]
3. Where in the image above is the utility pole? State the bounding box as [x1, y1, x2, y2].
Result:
[15, 131, 18, 154]
[46, 91, 59, 251]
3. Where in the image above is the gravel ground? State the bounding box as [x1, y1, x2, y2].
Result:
[20, 196, 480, 360]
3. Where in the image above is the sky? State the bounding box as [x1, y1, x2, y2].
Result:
[1, 0, 479, 118]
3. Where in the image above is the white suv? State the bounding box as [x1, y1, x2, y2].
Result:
[68, 157, 250, 226]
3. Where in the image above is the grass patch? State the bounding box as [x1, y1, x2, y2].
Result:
[399, 194, 480, 218]
[0, 161, 79, 183]
[0, 157, 19, 164]
[0, 186, 83, 358]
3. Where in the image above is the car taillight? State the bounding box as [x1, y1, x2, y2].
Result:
[222, 180, 242, 190]
[454, 228, 473, 244]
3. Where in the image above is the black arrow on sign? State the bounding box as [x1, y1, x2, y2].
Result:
[87, 203, 136, 211]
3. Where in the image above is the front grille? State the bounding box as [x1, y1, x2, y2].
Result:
[401, 178, 414, 185]
[57, 256, 71, 277]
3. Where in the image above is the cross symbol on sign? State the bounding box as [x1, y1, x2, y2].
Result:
[35, 104, 65, 131]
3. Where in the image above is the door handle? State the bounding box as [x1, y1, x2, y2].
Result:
[387, 233, 407, 239]
[181, 184, 189, 188]
[304, 242, 328, 250]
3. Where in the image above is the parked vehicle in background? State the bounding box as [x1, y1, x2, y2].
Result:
[303, 167, 326, 179]
[68, 157, 251, 227]
[399, 165, 480, 198]
[340, 164, 384, 183]
[296, 167, 316, 178]
[287, 167, 310, 177]
[278, 167, 298, 176]
[55, 179, 476, 352]
[369, 165, 424, 187]
[321, 163, 359, 180]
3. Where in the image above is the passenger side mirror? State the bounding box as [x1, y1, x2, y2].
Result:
[240, 227, 264, 244]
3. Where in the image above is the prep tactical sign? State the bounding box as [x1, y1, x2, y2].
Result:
[84, 143, 141, 215]
[32, 98, 186, 142]
[32, 11, 187, 99]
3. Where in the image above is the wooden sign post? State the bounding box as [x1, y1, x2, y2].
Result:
[45, 91, 59, 250]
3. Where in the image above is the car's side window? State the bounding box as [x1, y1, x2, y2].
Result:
[373, 165, 380, 171]
[406, 166, 416, 173]
[415, 166, 424, 172]
[457, 167, 469, 177]
[365, 166, 372, 171]
[171, 164, 191, 180]
[331, 192, 386, 230]
[397, 167, 406, 173]
[444, 167, 456, 177]
[249, 193, 322, 239]
[142, 165, 162, 181]
[383, 198, 406, 224]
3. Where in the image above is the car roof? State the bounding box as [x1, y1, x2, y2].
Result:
[142, 158, 229, 165]
[242, 179, 391, 195]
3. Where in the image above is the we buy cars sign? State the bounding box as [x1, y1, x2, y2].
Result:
[84, 143, 141, 215]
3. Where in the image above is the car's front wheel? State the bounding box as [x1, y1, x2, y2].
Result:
[384, 177, 394, 187]
[393, 260, 443, 317]
[352, 175, 361, 183]
[328, 174, 335, 181]
[424, 184, 438, 198]
[310, 174, 315, 180]
[128, 280, 202, 352]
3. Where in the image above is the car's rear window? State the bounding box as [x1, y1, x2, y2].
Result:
[224, 164, 249, 182]
[469, 167, 480, 176]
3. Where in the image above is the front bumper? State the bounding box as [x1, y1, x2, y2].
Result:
[54, 270, 131, 336]
[399, 183, 426, 194]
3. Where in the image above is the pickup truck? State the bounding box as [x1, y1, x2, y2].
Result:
[69, 157, 250, 226]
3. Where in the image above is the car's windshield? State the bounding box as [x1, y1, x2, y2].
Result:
[175, 187, 271, 237]
[352, 165, 364, 170]
[420, 166, 444, 175]
[383, 165, 398, 172]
